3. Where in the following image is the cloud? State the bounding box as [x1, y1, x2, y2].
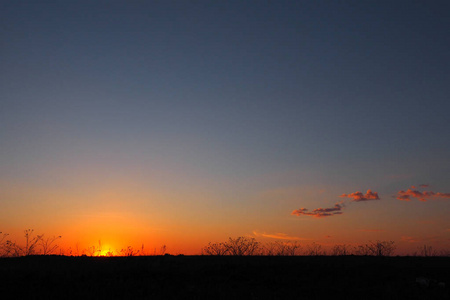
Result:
[396, 186, 450, 201]
[401, 236, 420, 243]
[292, 189, 380, 219]
[436, 192, 450, 198]
[401, 235, 441, 243]
[412, 184, 428, 189]
[359, 229, 385, 232]
[252, 231, 306, 240]
[292, 202, 344, 218]
[340, 189, 380, 202]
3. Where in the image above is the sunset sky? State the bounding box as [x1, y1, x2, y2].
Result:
[1, 0, 449, 255]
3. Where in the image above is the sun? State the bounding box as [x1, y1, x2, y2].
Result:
[99, 244, 115, 256]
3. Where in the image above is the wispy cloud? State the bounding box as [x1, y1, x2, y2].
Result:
[401, 236, 420, 243]
[396, 185, 450, 201]
[401, 235, 441, 243]
[340, 190, 380, 202]
[252, 231, 306, 240]
[291, 201, 344, 218]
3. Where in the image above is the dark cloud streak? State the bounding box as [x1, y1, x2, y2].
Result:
[292, 189, 380, 219]
[292, 202, 344, 218]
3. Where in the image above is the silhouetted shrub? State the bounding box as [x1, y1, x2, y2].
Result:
[263, 241, 302, 256]
[40, 235, 62, 255]
[118, 246, 140, 256]
[331, 244, 350, 256]
[0, 229, 45, 256]
[365, 240, 396, 256]
[305, 242, 326, 256]
[202, 242, 228, 255]
[224, 237, 261, 256]
[418, 245, 439, 257]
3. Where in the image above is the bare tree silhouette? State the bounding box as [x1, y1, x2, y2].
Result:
[365, 240, 396, 256]
[224, 237, 261, 256]
[202, 242, 228, 255]
[331, 244, 350, 256]
[263, 241, 302, 256]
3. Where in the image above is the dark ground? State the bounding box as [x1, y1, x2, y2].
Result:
[0, 255, 448, 299]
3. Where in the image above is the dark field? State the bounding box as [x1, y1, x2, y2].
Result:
[0, 255, 448, 299]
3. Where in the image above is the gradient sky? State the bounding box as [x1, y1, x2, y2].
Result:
[1, 0, 449, 255]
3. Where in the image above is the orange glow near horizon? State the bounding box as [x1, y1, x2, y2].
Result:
[2, 183, 449, 256]
[2, 224, 449, 256]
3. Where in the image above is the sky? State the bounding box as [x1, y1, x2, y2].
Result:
[1, 0, 450, 255]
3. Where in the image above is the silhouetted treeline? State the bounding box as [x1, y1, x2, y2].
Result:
[2, 231, 449, 257]
[201, 236, 450, 257]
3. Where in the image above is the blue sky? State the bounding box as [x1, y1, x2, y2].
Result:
[1, 0, 449, 253]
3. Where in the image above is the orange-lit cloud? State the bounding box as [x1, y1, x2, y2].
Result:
[340, 190, 380, 202]
[396, 186, 450, 201]
[359, 229, 385, 232]
[252, 231, 307, 240]
[292, 202, 344, 218]
[410, 184, 429, 189]
[293, 189, 380, 218]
